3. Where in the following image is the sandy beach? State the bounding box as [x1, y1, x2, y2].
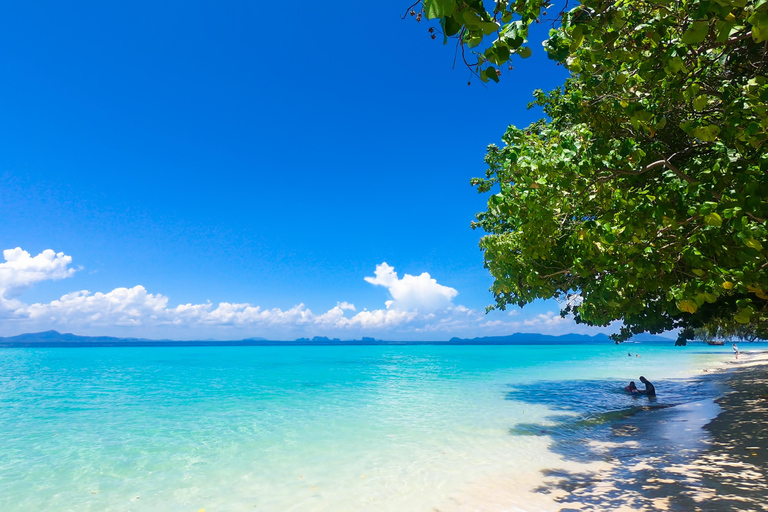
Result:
[522, 350, 768, 511]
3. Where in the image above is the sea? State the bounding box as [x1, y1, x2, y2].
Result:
[0, 343, 740, 511]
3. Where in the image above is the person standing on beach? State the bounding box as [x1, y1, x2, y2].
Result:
[733, 343, 739, 359]
[639, 376, 656, 397]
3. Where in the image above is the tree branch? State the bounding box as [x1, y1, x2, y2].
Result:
[401, 1, 421, 19]
[604, 147, 700, 184]
[539, 269, 572, 279]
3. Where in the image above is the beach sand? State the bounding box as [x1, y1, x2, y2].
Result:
[430, 350, 768, 512]
[524, 351, 768, 512]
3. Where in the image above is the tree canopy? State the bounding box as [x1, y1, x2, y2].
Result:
[411, 0, 768, 343]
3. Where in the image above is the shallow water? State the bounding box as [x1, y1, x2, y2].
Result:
[0, 343, 736, 511]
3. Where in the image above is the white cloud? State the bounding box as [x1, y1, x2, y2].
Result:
[344, 308, 417, 329]
[364, 262, 458, 312]
[336, 301, 356, 311]
[26, 286, 168, 325]
[0, 248, 76, 313]
[1, 248, 617, 339]
[522, 311, 569, 327]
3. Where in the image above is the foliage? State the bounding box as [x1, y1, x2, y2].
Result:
[412, 0, 768, 343]
[693, 320, 766, 342]
[406, 0, 551, 82]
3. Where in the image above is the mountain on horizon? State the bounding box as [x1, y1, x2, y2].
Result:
[0, 330, 675, 346]
[0, 330, 148, 343]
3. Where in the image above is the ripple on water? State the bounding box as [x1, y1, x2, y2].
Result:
[0, 344, 735, 511]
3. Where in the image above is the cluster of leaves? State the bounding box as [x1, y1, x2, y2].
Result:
[435, 0, 768, 343]
[410, 0, 552, 82]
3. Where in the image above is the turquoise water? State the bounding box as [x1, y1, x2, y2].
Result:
[0, 344, 735, 511]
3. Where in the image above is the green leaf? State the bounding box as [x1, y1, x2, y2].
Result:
[693, 95, 708, 111]
[443, 16, 462, 36]
[714, 20, 736, 42]
[683, 84, 701, 101]
[704, 212, 723, 226]
[699, 202, 718, 215]
[745, 238, 763, 250]
[460, 10, 498, 35]
[692, 124, 721, 141]
[479, 20, 500, 35]
[735, 307, 754, 324]
[481, 67, 500, 83]
[667, 56, 687, 74]
[570, 25, 586, 49]
[517, 46, 532, 58]
[681, 20, 710, 44]
[749, 11, 768, 42]
[424, 0, 456, 20]
[466, 36, 483, 48]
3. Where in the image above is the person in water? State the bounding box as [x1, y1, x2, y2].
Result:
[639, 376, 656, 397]
[624, 381, 639, 394]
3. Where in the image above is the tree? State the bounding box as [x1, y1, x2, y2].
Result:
[693, 320, 765, 342]
[411, 0, 768, 343]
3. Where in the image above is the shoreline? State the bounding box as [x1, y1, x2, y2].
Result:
[528, 351, 768, 511]
[437, 349, 768, 512]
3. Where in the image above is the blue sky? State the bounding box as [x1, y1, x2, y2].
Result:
[0, 2, 618, 340]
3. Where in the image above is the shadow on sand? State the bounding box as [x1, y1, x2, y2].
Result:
[504, 370, 768, 511]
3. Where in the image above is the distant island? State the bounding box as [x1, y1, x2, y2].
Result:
[0, 330, 677, 347]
